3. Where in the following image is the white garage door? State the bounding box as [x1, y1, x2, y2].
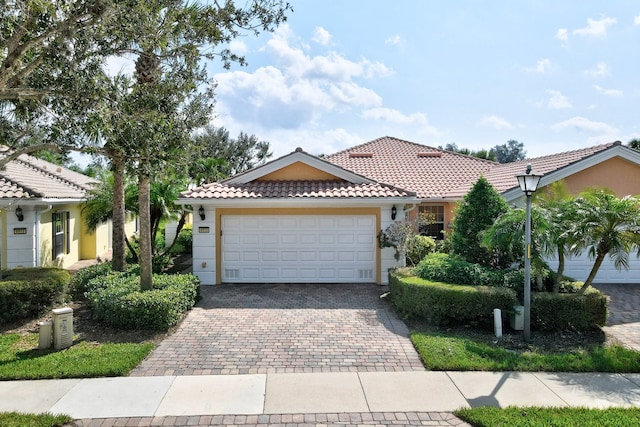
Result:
[547, 253, 640, 284]
[221, 215, 376, 283]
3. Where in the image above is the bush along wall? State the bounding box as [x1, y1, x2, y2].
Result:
[0, 268, 71, 324]
[85, 272, 200, 331]
[389, 269, 518, 328]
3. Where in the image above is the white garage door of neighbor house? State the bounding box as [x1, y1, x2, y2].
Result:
[547, 253, 640, 284]
[221, 215, 377, 283]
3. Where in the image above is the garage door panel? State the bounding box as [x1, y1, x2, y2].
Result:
[222, 215, 376, 283]
[547, 253, 640, 284]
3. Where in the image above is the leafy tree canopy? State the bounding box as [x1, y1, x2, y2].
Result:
[492, 139, 526, 163]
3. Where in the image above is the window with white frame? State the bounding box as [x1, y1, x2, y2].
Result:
[419, 205, 445, 240]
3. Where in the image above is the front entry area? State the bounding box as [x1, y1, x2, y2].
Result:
[221, 215, 376, 283]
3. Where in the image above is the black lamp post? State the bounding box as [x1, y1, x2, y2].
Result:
[516, 164, 541, 342]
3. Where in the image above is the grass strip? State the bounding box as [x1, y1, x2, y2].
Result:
[454, 407, 640, 427]
[0, 412, 73, 427]
[411, 330, 640, 372]
[0, 334, 153, 380]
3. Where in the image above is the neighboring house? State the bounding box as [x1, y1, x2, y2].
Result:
[180, 136, 640, 285]
[0, 152, 133, 269]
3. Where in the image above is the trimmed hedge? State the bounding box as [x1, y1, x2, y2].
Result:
[389, 269, 518, 328]
[69, 262, 114, 298]
[85, 272, 200, 330]
[0, 268, 71, 324]
[414, 253, 502, 287]
[532, 290, 608, 331]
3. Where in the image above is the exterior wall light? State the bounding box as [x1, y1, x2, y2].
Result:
[391, 205, 397, 220]
[199, 205, 206, 221]
[15, 206, 24, 222]
[515, 163, 542, 342]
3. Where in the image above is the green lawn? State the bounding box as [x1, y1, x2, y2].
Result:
[0, 412, 73, 427]
[411, 329, 640, 372]
[0, 333, 154, 380]
[454, 407, 640, 427]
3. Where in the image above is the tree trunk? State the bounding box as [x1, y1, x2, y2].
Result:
[162, 211, 187, 256]
[580, 252, 606, 293]
[138, 171, 153, 290]
[553, 247, 565, 293]
[111, 155, 127, 272]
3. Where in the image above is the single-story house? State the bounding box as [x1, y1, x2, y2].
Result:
[179, 137, 640, 285]
[0, 151, 135, 269]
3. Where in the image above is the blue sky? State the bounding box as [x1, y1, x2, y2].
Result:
[206, 1, 640, 159]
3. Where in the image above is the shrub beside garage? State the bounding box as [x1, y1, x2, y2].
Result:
[85, 271, 200, 331]
[389, 269, 608, 332]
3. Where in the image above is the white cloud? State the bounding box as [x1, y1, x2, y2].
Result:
[312, 26, 331, 46]
[362, 108, 440, 136]
[594, 85, 623, 97]
[213, 24, 388, 130]
[556, 28, 569, 42]
[479, 115, 514, 130]
[228, 40, 248, 56]
[585, 61, 609, 78]
[525, 58, 552, 73]
[635, 16, 640, 25]
[573, 17, 617, 37]
[385, 35, 403, 46]
[551, 116, 618, 134]
[547, 90, 572, 109]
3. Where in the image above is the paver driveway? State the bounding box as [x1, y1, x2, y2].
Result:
[595, 283, 640, 352]
[130, 283, 425, 376]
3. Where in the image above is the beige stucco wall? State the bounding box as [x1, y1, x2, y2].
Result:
[40, 204, 82, 268]
[559, 157, 640, 197]
[258, 162, 339, 181]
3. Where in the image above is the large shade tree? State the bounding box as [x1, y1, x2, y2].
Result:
[1, 1, 291, 289]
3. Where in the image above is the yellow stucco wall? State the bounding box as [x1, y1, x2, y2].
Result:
[559, 157, 640, 197]
[125, 212, 138, 238]
[1, 210, 6, 269]
[40, 205, 82, 268]
[258, 162, 340, 181]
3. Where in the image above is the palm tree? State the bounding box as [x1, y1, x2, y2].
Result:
[568, 189, 640, 293]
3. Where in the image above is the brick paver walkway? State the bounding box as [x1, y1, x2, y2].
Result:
[596, 283, 640, 352]
[130, 283, 424, 376]
[73, 412, 471, 426]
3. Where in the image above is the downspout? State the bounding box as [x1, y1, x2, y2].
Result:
[36, 205, 53, 267]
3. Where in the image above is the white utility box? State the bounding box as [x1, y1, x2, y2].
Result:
[52, 307, 73, 350]
[510, 305, 524, 331]
[38, 320, 53, 349]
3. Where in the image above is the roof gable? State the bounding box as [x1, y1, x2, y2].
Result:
[225, 148, 375, 185]
[257, 161, 341, 181]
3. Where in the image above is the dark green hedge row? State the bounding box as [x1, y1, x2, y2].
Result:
[0, 268, 71, 324]
[85, 272, 200, 330]
[389, 269, 518, 328]
[390, 270, 608, 331]
[532, 290, 608, 331]
[69, 262, 114, 298]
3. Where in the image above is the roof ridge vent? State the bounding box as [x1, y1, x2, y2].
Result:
[417, 152, 442, 158]
[349, 152, 373, 158]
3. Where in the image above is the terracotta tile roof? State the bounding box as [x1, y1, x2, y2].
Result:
[0, 152, 98, 200]
[445, 141, 620, 198]
[181, 180, 415, 199]
[325, 136, 496, 199]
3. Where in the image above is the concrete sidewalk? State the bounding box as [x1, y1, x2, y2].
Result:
[1, 371, 640, 421]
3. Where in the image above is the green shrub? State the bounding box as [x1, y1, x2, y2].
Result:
[414, 253, 503, 287]
[405, 234, 436, 266]
[69, 262, 114, 298]
[85, 273, 200, 330]
[389, 270, 518, 328]
[0, 268, 70, 324]
[171, 225, 193, 254]
[532, 289, 608, 331]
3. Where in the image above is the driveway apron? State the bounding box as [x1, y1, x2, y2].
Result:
[595, 283, 640, 352]
[130, 283, 424, 376]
